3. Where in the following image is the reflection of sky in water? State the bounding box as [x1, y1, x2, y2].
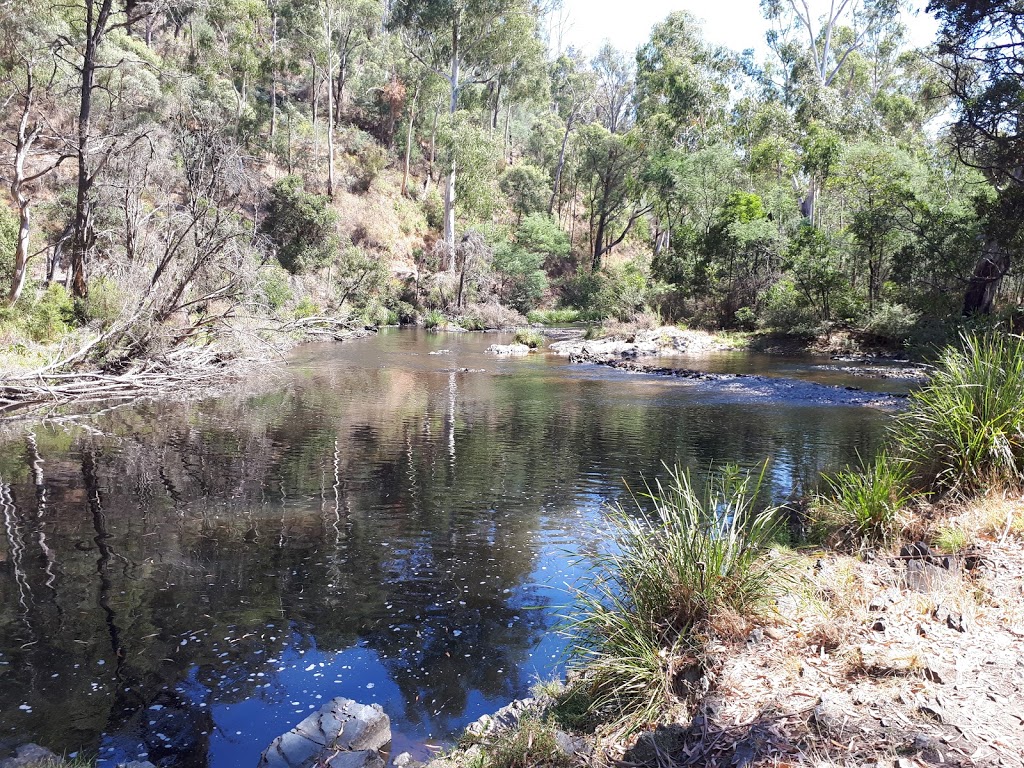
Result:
[0, 329, 892, 766]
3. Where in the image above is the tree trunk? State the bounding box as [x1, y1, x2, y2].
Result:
[963, 238, 1011, 315]
[71, 0, 116, 301]
[270, 10, 278, 141]
[443, 18, 461, 268]
[323, 7, 336, 198]
[7, 85, 40, 307]
[402, 83, 419, 197]
[549, 110, 574, 215]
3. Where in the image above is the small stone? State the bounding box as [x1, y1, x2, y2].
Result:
[919, 700, 946, 723]
[763, 626, 786, 641]
[871, 620, 887, 632]
[746, 627, 764, 646]
[911, 732, 940, 752]
[325, 751, 384, 768]
[946, 612, 966, 632]
[924, 659, 954, 684]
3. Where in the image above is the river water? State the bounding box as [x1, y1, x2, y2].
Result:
[0, 329, 899, 766]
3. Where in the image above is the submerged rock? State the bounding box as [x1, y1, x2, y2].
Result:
[258, 698, 390, 768]
[485, 343, 530, 355]
[0, 744, 65, 768]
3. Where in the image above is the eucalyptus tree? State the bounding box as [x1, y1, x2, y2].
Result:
[928, 0, 1024, 314]
[591, 43, 633, 134]
[635, 12, 735, 149]
[574, 123, 651, 271]
[547, 51, 594, 215]
[0, 7, 73, 304]
[388, 0, 541, 261]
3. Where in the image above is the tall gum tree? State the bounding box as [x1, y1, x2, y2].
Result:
[389, 0, 539, 265]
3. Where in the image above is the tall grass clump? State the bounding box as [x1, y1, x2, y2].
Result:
[817, 451, 916, 547]
[893, 331, 1024, 495]
[567, 463, 786, 732]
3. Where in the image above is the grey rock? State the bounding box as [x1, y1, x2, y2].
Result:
[910, 732, 941, 752]
[906, 560, 956, 593]
[258, 698, 390, 768]
[0, 744, 65, 768]
[324, 750, 384, 768]
[553, 730, 591, 759]
[484, 343, 530, 356]
[391, 752, 425, 768]
[465, 698, 536, 738]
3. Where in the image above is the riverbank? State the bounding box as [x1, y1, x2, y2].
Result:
[427, 495, 1024, 768]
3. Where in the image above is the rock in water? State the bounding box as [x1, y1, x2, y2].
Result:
[258, 698, 390, 768]
[485, 343, 530, 355]
[0, 744, 65, 768]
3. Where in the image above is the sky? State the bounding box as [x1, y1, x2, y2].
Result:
[552, 0, 940, 60]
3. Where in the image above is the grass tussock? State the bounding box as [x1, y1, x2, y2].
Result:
[815, 451, 917, 548]
[463, 717, 574, 768]
[512, 329, 543, 349]
[894, 331, 1024, 496]
[567, 463, 788, 733]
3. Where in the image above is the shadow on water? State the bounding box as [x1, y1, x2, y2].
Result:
[0, 328, 891, 766]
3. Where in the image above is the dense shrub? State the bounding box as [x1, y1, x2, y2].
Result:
[894, 331, 1024, 494]
[263, 175, 339, 274]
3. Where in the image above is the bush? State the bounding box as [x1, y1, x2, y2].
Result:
[86, 277, 124, 326]
[292, 296, 319, 319]
[817, 451, 916, 547]
[423, 190, 444, 231]
[24, 283, 76, 342]
[894, 331, 1024, 495]
[568, 463, 785, 731]
[513, 329, 543, 348]
[864, 301, 919, 343]
[424, 308, 445, 329]
[263, 175, 339, 274]
[259, 265, 293, 312]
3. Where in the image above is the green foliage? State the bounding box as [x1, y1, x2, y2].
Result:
[526, 308, 581, 324]
[292, 296, 319, 320]
[499, 164, 550, 221]
[786, 225, 847, 323]
[864, 302, 919, 342]
[464, 715, 573, 768]
[424, 308, 445, 329]
[894, 332, 1024, 495]
[818, 452, 916, 547]
[24, 284, 76, 342]
[0, 204, 17, 291]
[512, 329, 542, 348]
[423, 190, 444, 231]
[568, 463, 786, 731]
[263, 175, 339, 275]
[259, 265, 293, 312]
[85, 277, 124, 326]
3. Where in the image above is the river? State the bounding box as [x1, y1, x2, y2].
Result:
[0, 328, 900, 766]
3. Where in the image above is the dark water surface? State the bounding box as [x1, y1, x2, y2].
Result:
[0, 329, 892, 766]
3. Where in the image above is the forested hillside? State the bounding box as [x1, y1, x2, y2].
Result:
[0, 0, 1021, 371]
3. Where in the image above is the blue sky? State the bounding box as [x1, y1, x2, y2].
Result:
[553, 0, 939, 59]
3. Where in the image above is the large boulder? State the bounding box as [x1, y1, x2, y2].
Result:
[258, 698, 390, 768]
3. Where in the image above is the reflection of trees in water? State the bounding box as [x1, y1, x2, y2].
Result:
[0, 353, 887, 760]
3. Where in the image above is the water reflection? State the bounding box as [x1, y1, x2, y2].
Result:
[0, 329, 889, 766]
